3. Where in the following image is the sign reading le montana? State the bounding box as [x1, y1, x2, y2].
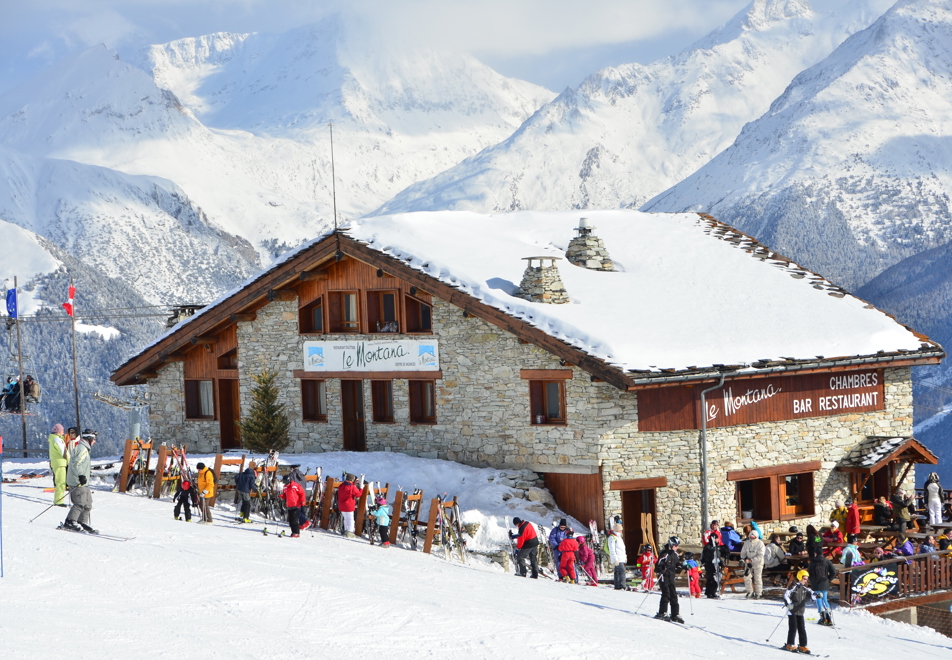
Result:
[303, 340, 439, 372]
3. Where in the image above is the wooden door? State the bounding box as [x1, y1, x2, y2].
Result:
[218, 379, 241, 449]
[341, 380, 366, 451]
[621, 489, 657, 556]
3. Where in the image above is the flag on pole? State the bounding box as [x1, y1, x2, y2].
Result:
[5, 289, 16, 319]
[63, 284, 75, 317]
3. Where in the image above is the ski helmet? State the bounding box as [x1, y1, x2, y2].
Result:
[375, 496, 387, 505]
[668, 535, 682, 547]
[797, 569, 809, 582]
[182, 481, 191, 490]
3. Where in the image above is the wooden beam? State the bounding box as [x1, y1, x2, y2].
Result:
[268, 289, 298, 301]
[152, 444, 169, 500]
[520, 369, 573, 380]
[191, 335, 218, 345]
[422, 497, 441, 554]
[389, 490, 405, 544]
[293, 370, 442, 380]
[726, 460, 822, 482]
[230, 313, 257, 322]
[118, 439, 134, 494]
[135, 372, 158, 381]
[299, 271, 329, 281]
[610, 477, 668, 491]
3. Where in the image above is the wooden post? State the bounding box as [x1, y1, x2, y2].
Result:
[210, 454, 223, 507]
[320, 478, 339, 530]
[118, 439, 134, 493]
[422, 497, 441, 554]
[354, 485, 370, 538]
[389, 490, 405, 544]
[152, 444, 168, 499]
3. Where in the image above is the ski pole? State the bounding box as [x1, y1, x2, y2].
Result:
[634, 588, 652, 614]
[766, 611, 786, 642]
[688, 589, 694, 616]
[29, 501, 60, 523]
[829, 612, 842, 639]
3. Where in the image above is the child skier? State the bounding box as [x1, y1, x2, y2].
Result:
[373, 495, 392, 547]
[637, 544, 656, 591]
[783, 569, 816, 653]
[173, 480, 196, 522]
[280, 475, 306, 537]
[557, 529, 580, 583]
[655, 536, 684, 623]
[576, 535, 597, 585]
[684, 551, 702, 598]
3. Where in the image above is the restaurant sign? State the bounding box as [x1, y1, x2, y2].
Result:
[303, 340, 439, 372]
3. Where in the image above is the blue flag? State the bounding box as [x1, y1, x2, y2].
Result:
[5, 289, 15, 319]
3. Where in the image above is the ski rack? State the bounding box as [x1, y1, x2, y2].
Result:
[150, 443, 190, 499]
[210, 454, 246, 507]
[422, 495, 466, 561]
[319, 477, 341, 530]
[118, 438, 154, 494]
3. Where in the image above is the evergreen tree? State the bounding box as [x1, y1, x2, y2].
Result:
[237, 369, 290, 453]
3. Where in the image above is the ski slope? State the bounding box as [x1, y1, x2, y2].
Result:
[2, 453, 949, 659]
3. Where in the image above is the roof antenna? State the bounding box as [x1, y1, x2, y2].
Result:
[329, 121, 343, 261]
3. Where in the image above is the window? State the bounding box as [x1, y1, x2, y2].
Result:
[405, 295, 432, 333]
[529, 380, 566, 425]
[371, 380, 394, 422]
[735, 478, 773, 522]
[299, 296, 324, 334]
[409, 380, 436, 423]
[729, 466, 817, 521]
[368, 291, 399, 333]
[301, 380, 327, 422]
[780, 472, 815, 518]
[185, 380, 214, 419]
[217, 349, 238, 370]
[328, 291, 359, 333]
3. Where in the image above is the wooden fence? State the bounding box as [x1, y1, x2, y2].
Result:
[839, 551, 952, 604]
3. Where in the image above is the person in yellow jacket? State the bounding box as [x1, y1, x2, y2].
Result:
[829, 500, 848, 528]
[47, 423, 69, 506]
[196, 462, 216, 524]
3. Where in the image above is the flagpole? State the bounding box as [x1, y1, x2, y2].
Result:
[13, 277, 26, 459]
[69, 278, 80, 430]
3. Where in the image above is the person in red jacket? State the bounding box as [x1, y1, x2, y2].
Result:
[576, 535, 597, 585]
[637, 544, 656, 591]
[509, 517, 540, 578]
[337, 474, 363, 538]
[821, 522, 844, 558]
[846, 498, 861, 537]
[280, 475, 306, 537]
[557, 529, 580, 583]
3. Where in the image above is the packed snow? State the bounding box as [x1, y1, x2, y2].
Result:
[3, 451, 949, 659]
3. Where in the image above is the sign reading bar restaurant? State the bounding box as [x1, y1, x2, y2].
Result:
[303, 340, 439, 372]
[639, 369, 885, 432]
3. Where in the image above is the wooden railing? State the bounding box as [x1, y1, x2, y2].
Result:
[839, 551, 952, 604]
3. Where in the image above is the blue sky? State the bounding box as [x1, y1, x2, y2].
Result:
[0, 0, 753, 93]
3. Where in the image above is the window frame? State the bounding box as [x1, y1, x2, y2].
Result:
[528, 380, 567, 425]
[301, 379, 328, 422]
[367, 290, 400, 334]
[371, 380, 395, 423]
[731, 469, 816, 522]
[408, 379, 437, 424]
[328, 290, 360, 333]
[184, 379, 215, 420]
[404, 295, 433, 334]
[299, 296, 325, 334]
[216, 349, 238, 370]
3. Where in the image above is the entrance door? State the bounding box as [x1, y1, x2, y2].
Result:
[218, 379, 241, 449]
[341, 380, 366, 451]
[621, 489, 658, 555]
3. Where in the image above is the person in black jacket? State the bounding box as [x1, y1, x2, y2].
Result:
[655, 536, 684, 623]
[808, 554, 837, 626]
[805, 525, 824, 559]
[788, 531, 807, 557]
[509, 517, 540, 579]
[235, 465, 256, 523]
[701, 533, 722, 598]
[173, 480, 197, 522]
[783, 570, 815, 653]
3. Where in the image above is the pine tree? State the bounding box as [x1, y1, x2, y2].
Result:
[237, 369, 291, 453]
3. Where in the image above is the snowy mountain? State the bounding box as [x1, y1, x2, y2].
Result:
[375, 0, 894, 215]
[645, 0, 952, 291]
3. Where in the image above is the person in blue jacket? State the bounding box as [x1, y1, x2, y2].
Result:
[720, 521, 744, 552]
[234, 465, 256, 523]
[373, 495, 392, 547]
[549, 519, 570, 569]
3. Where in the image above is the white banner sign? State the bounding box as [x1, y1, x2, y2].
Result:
[303, 340, 439, 372]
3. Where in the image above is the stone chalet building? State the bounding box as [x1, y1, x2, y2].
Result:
[111, 210, 944, 549]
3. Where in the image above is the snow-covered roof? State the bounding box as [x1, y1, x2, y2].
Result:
[113, 209, 942, 386]
[840, 436, 939, 471]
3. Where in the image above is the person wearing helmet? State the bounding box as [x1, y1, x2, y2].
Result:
[61, 430, 97, 534]
[373, 495, 392, 547]
[557, 529, 580, 583]
[173, 480, 196, 522]
[636, 543, 656, 592]
[654, 536, 684, 623]
[782, 569, 816, 653]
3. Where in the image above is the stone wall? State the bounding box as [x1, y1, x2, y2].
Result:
[566, 233, 614, 271]
[148, 360, 219, 452]
[514, 263, 570, 304]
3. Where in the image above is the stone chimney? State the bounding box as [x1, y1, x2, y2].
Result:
[566, 217, 614, 271]
[514, 257, 570, 304]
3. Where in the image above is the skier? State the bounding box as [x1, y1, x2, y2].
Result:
[509, 517, 539, 578]
[576, 535, 597, 585]
[280, 474, 305, 537]
[926, 473, 944, 528]
[61, 430, 97, 533]
[373, 496, 392, 547]
[655, 536, 683, 623]
[173, 480, 196, 522]
[337, 474, 363, 538]
[684, 551, 701, 598]
[549, 519, 570, 569]
[234, 464, 256, 523]
[636, 543, 655, 591]
[740, 530, 766, 599]
[701, 533, 722, 598]
[808, 552, 837, 626]
[783, 569, 815, 653]
[288, 466, 310, 530]
[47, 423, 69, 507]
[606, 523, 628, 590]
[196, 462, 216, 524]
[557, 529, 580, 583]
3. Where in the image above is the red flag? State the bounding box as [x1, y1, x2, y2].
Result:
[63, 284, 75, 317]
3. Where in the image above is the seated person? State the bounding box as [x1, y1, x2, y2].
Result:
[822, 521, 844, 558]
[788, 532, 807, 557]
[938, 529, 952, 552]
[873, 497, 893, 526]
[764, 533, 789, 572]
[918, 535, 937, 554]
[720, 521, 744, 552]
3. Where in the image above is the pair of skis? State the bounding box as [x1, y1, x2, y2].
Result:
[57, 524, 133, 542]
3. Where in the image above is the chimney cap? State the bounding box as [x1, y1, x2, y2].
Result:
[578, 217, 592, 228]
[522, 256, 562, 266]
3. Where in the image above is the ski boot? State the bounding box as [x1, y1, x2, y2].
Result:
[242, 517, 252, 523]
[79, 522, 99, 535]
[669, 615, 685, 624]
[382, 541, 391, 548]
[301, 520, 311, 530]
[797, 646, 810, 654]
[782, 645, 797, 652]
[61, 519, 83, 532]
[654, 613, 667, 620]
[290, 533, 300, 538]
